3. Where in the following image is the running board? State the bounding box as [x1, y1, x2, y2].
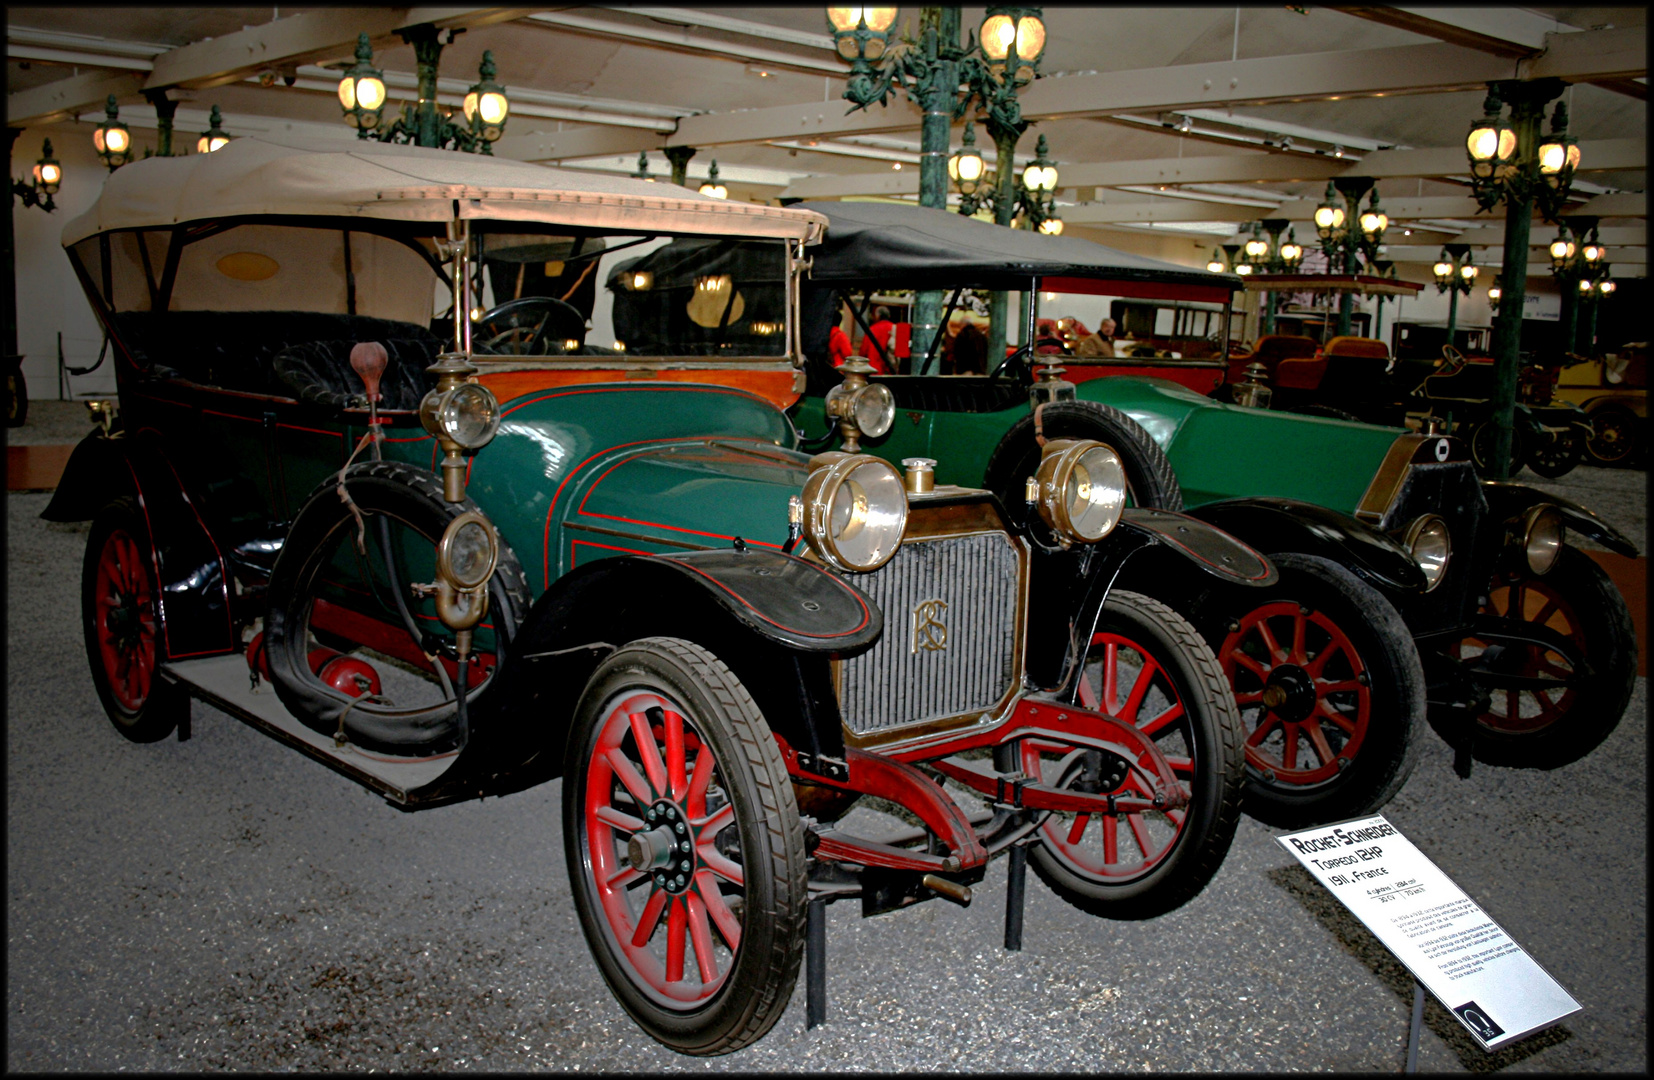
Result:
[159, 654, 459, 804]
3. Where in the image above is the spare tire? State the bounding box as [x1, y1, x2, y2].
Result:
[263, 459, 531, 755]
[983, 400, 1183, 521]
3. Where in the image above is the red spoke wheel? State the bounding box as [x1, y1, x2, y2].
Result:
[1024, 591, 1243, 921]
[1583, 404, 1641, 466]
[564, 637, 805, 1056]
[1211, 553, 1424, 829]
[81, 497, 186, 742]
[1448, 547, 1636, 768]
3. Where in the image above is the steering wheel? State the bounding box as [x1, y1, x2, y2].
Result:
[989, 342, 1034, 383]
[472, 296, 586, 356]
[1437, 344, 1468, 377]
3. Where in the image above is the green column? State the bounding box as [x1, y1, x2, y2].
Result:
[1579, 295, 1599, 355]
[1558, 275, 1577, 355]
[911, 6, 959, 374]
[664, 146, 696, 187]
[1445, 285, 1459, 348]
[1488, 105, 1543, 481]
[986, 123, 1021, 362]
[403, 26, 446, 149]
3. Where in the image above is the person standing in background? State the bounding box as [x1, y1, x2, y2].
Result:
[859, 305, 907, 374]
[829, 298, 855, 369]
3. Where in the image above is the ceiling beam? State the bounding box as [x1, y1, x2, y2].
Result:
[500, 26, 1644, 164]
[1445, 225, 1645, 247]
[1328, 7, 1573, 57]
[1576, 193, 1647, 218]
[7, 70, 144, 126]
[1062, 202, 1259, 225]
[1382, 245, 1645, 265]
[143, 8, 538, 92]
[491, 126, 669, 164]
[525, 11, 843, 76]
[1356, 138, 1647, 179]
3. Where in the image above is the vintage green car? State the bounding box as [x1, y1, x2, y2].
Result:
[50, 138, 1288, 1055]
[782, 200, 1639, 827]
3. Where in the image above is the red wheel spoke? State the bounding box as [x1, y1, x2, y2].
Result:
[1077, 667, 1101, 710]
[1318, 679, 1361, 694]
[1282, 724, 1300, 769]
[1255, 620, 1284, 663]
[606, 863, 644, 889]
[1119, 658, 1160, 724]
[595, 805, 644, 832]
[1305, 721, 1338, 767]
[1305, 640, 1345, 679]
[1230, 651, 1269, 681]
[684, 747, 714, 819]
[1101, 813, 1119, 864]
[1317, 701, 1357, 735]
[696, 871, 742, 951]
[665, 899, 687, 983]
[1066, 813, 1090, 845]
[1166, 807, 1185, 828]
[628, 712, 670, 796]
[695, 802, 734, 837]
[1163, 754, 1193, 776]
[1291, 611, 1308, 664]
[696, 844, 745, 887]
[1537, 658, 1574, 679]
[1234, 690, 1265, 705]
[631, 888, 669, 948]
[1530, 599, 1561, 629]
[685, 894, 720, 986]
[1246, 714, 1281, 747]
[605, 749, 654, 807]
[1505, 689, 1520, 720]
[1101, 642, 1120, 713]
[1125, 812, 1157, 862]
[663, 709, 688, 801]
[1138, 700, 1184, 739]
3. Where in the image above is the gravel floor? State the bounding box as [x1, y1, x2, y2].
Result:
[7, 402, 1647, 1070]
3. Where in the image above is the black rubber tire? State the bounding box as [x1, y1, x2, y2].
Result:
[983, 400, 1184, 521]
[563, 637, 806, 1055]
[263, 459, 532, 755]
[1469, 418, 1529, 477]
[1027, 591, 1244, 920]
[82, 497, 189, 742]
[1201, 553, 1425, 829]
[1455, 546, 1637, 769]
[5, 366, 26, 427]
[1584, 403, 1640, 465]
[1526, 429, 1583, 478]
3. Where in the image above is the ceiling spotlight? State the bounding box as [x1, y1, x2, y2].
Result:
[1177, 115, 1192, 133]
[1332, 145, 1344, 158]
[1279, 135, 1294, 150]
[892, 161, 902, 170]
[1403, 228, 1412, 236]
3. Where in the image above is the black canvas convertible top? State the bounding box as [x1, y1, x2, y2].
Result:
[794, 200, 1242, 297]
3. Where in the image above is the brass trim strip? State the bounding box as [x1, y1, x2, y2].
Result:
[1354, 433, 1432, 525]
[562, 521, 713, 551]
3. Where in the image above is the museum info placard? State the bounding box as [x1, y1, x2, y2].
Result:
[1276, 814, 1580, 1051]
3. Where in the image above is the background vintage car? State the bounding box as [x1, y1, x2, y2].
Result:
[47, 137, 1281, 1056]
[784, 200, 1639, 829]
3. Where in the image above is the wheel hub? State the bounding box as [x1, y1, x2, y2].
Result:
[639, 799, 697, 894]
[1262, 664, 1318, 724]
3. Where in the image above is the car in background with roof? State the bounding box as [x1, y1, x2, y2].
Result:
[780, 199, 1639, 826]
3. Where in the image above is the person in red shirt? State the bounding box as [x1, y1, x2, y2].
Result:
[858, 305, 908, 374]
[829, 300, 855, 369]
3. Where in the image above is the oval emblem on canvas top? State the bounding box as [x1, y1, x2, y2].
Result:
[216, 252, 280, 282]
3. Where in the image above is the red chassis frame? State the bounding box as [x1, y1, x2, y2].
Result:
[775, 690, 1188, 879]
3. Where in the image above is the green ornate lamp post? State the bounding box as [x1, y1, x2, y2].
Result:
[92, 95, 134, 170]
[696, 160, 728, 199]
[1432, 243, 1479, 352]
[1548, 217, 1605, 355]
[196, 105, 232, 154]
[1313, 178, 1387, 336]
[1463, 78, 1579, 478]
[336, 28, 510, 154]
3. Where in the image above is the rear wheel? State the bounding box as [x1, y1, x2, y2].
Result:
[1025, 591, 1243, 920]
[1207, 553, 1424, 829]
[1527, 428, 1583, 478]
[1469, 418, 1529, 477]
[1451, 547, 1636, 768]
[82, 497, 188, 741]
[563, 637, 806, 1055]
[1584, 404, 1640, 465]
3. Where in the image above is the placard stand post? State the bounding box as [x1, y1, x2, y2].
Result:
[1405, 980, 1425, 1072]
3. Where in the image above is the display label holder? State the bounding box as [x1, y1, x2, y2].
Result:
[1277, 814, 1579, 1068]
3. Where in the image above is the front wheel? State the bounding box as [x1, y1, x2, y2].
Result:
[1469, 418, 1529, 477]
[1449, 547, 1636, 768]
[983, 400, 1183, 516]
[1584, 404, 1641, 465]
[1025, 591, 1244, 920]
[1206, 553, 1425, 829]
[563, 637, 807, 1055]
[82, 497, 189, 741]
[1526, 428, 1583, 478]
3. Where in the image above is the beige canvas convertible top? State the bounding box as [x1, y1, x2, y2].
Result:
[62, 134, 827, 247]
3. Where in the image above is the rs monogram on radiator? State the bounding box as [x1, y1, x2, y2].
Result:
[911, 598, 949, 653]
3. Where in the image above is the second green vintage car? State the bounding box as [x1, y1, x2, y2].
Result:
[780, 200, 1639, 827]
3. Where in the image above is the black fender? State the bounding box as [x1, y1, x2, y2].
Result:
[1480, 480, 1639, 557]
[44, 429, 235, 661]
[1023, 509, 1275, 695]
[1184, 497, 1428, 595]
[475, 548, 880, 786]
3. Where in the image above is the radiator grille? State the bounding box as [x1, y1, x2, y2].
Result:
[838, 531, 1021, 736]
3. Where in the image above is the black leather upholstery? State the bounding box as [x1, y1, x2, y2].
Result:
[272, 338, 438, 411]
[111, 311, 442, 399]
